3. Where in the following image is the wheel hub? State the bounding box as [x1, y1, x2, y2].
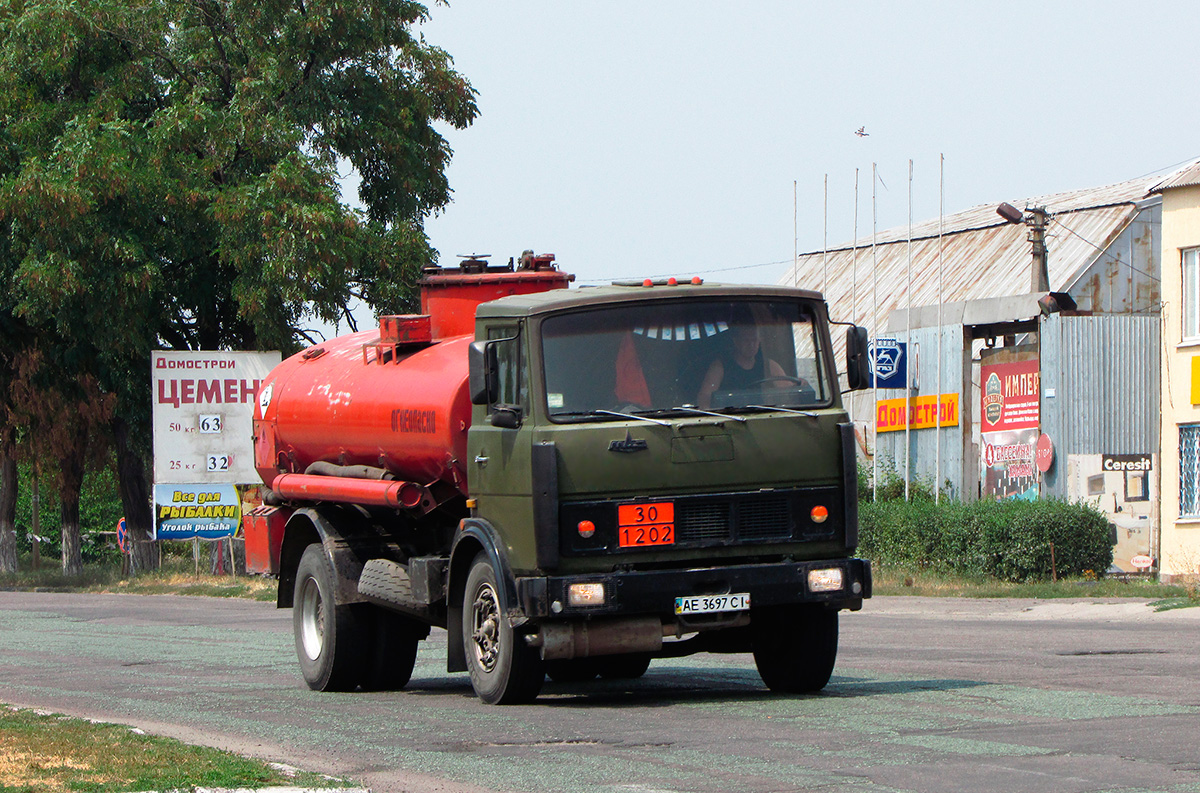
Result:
[470, 582, 501, 672]
[299, 577, 324, 661]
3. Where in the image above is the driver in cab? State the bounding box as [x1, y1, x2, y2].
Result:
[696, 318, 787, 409]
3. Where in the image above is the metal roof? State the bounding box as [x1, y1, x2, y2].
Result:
[780, 174, 1161, 329]
[1151, 158, 1200, 192]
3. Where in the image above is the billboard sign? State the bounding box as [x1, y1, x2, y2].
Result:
[153, 483, 243, 540]
[151, 351, 280, 484]
[981, 353, 1040, 500]
[876, 393, 960, 433]
[980, 357, 1040, 432]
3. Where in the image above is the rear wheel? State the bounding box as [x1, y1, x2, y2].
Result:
[361, 607, 424, 691]
[463, 554, 545, 704]
[293, 544, 367, 691]
[751, 604, 838, 694]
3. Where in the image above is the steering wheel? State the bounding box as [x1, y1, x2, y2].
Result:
[749, 375, 808, 386]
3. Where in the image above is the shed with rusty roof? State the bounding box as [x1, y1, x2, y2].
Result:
[780, 166, 1174, 574]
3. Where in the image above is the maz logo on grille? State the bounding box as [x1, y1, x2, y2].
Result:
[609, 431, 648, 453]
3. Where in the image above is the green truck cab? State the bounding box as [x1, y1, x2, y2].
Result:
[456, 280, 871, 702]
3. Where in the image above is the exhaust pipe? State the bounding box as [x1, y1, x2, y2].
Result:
[532, 617, 664, 660]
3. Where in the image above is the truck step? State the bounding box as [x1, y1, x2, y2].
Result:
[357, 559, 438, 622]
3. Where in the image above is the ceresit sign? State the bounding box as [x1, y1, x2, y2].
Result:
[151, 351, 281, 484]
[1102, 454, 1153, 472]
[876, 393, 959, 433]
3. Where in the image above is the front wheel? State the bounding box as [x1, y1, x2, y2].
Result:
[751, 604, 838, 694]
[463, 554, 545, 704]
[293, 544, 367, 691]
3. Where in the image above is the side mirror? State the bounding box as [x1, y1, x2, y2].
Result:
[489, 406, 521, 429]
[845, 326, 870, 391]
[468, 341, 499, 405]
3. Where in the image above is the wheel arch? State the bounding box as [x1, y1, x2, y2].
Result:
[445, 518, 519, 673]
[277, 507, 369, 609]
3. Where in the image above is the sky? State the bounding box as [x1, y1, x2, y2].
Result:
[398, 1, 1199, 291]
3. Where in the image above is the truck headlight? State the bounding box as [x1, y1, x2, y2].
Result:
[807, 568, 844, 593]
[567, 582, 606, 607]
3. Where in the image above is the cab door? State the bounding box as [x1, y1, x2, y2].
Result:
[467, 324, 540, 571]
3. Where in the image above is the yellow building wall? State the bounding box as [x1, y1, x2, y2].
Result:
[1159, 184, 1200, 581]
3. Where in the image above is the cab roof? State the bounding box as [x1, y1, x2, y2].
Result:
[473, 281, 827, 319]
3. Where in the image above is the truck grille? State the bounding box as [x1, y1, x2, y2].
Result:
[677, 496, 791, 544]
[559, 486, 842, 556]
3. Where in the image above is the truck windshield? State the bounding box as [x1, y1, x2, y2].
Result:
[541, 298, 830, 419]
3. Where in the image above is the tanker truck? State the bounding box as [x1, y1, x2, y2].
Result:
[246, 252, 874, 704]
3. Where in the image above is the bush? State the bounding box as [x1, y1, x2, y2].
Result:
[860, 497, 1113, 582]
[858, 457, 940, 503]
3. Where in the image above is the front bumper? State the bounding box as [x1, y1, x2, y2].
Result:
[516, 557, 871, 619]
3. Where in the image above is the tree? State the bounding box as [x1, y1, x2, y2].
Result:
[0, 0, 476, 572]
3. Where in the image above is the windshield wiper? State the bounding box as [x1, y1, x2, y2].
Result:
[552, 409, 671, 426]
[661, 405, 747, 422]
[746, 404, 818, 418]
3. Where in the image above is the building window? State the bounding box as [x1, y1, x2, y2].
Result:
[1125, 470, 1148, 502]
[1185, 248, 1200, 340]
[1181, 425, 1200, 517]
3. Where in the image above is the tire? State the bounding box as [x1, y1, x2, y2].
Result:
[361, 607, 424, 691]
[751, 604, 838, 694]
[293, 544, 367, 692]
[598, 653, 652, 680]
[545, 658, 600, 683]
[462, 553, 545, 704]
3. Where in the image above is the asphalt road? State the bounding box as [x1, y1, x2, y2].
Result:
[1, 592, 1197, 793]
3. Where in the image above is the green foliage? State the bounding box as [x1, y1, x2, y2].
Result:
[12, 460, 123, 563]
[0, 0, 477, 567]
[860, 497, 1114, 582]
[858, 456, 941, 503]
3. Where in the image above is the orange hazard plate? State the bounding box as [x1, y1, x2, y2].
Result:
[617, 502, 675, 547]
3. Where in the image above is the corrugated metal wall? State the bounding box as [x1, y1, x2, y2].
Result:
[1040, 313, 1160, 498]
[861, 315, 1157, 501]
[872, 324, 966, 500]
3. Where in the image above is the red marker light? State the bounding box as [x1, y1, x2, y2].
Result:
[691, 276, 703, 285]
[667, 277, 678, 286]
[642, 279, 653, 287]
[810, 505, 829, 524]
[577, 520, 596, 538]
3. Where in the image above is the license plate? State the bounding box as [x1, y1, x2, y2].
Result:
[674, 592, 750, 615]
[618, 501, 675, 548]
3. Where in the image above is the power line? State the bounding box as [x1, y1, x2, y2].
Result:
[1049, 217, 1160, 283]
[576, 258, 793, 285]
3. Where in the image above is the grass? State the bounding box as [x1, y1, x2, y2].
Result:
[0, 551, 277, 602]
[5, 550, 1197, 608]
[872, 564, 1197, 602]
[0, 705, 347, 793]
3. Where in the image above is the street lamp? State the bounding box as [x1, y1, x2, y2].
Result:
[997, 202, 1050, 292]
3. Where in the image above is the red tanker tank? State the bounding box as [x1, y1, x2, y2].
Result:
[252, 253, 571, 509]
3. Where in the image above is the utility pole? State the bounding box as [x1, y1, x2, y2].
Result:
[997, 202, 1050, 292]
[1025, 206, 1050, 292]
